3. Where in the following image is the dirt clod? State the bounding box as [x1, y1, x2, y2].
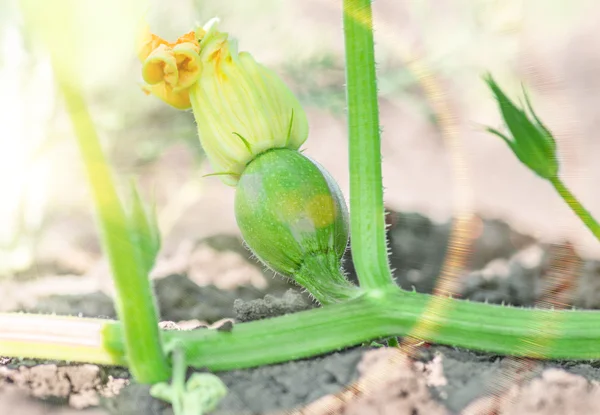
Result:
[0, 363, 117, 409]
[154, 274, 267, 323]
[0, 364, 127, 409]
[298, 348, 449, 415]
[234, 289, 314, 322]
[464, 369, 600, 415]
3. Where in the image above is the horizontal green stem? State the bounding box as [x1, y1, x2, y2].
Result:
[0, 313, 124, 366]
[550, 176, 600, 242]
[107, 287, 600, 370]
[4, 286, 600, 371]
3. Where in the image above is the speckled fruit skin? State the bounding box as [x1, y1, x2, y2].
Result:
[234, 148, 349, 278]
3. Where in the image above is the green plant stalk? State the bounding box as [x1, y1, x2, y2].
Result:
[342, 0, 394, 290]
[159, 289, 599, 369]
[57, 79, 170, 383]
[171, 345, 186, 415]
[549, 176, 600, 242]
[0, 313, 125, 365]
[5, 286, 600, 370]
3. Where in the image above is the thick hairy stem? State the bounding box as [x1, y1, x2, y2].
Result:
[342, 0, 395, 290]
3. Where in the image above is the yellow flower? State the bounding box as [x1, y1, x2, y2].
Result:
[137, 26, 203, 109]
[139, 19, 309, 186]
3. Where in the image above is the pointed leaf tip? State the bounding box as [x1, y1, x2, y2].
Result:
[483, 73, 559, 179]
[127, 181, 161, 275]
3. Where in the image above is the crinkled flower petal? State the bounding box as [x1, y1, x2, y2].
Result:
[138, 25, 203, 109]
[142, 44, 178, 86]
[172, 42, 202, 90]
[141, 83, 192, 110]
[137, 23, 198, 62]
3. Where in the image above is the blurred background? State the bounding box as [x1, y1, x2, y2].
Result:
[2, 0, 600, 304]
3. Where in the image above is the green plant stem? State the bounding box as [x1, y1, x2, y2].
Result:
[18, 0, 169, 382]
[0, 313, 124, 366]
[5, 286, 600, 370]
[57, 79, 170, 383]
[342, 0, 394, 290]
[101, 287, 600, 370]
[171, 345, 186, 415]
[550, 176, 600, 242]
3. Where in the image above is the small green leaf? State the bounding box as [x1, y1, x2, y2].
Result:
[521, 85, 553, 140]
[285, 109, 295, 147]
[232, 132, 253, 154]
[151, 342, 227, 415]
[202, 171, 241, 179]
[127, 182, 161, 276]
[484, 74, 559, 180]
[150, 374, 227, 415]
[182, 374, 227, 415]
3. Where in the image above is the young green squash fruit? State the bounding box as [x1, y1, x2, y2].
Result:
[235, 148, 357, 304]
